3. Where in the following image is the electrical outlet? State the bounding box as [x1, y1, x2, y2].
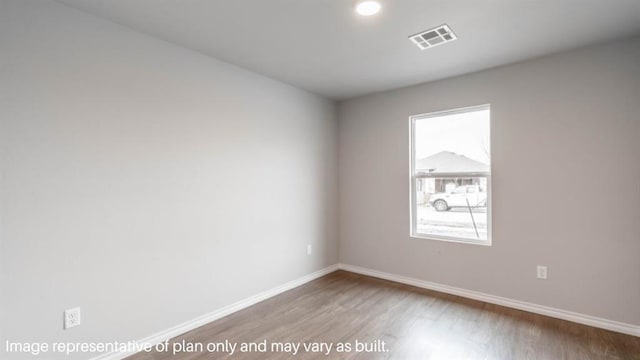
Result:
[537, 266, 548, 280]
[307, 244, 312, 255]
[64, 307, 81, 329]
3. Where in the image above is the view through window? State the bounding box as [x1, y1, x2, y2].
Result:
[410, 105, 491, 244]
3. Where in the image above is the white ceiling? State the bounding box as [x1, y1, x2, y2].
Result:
[57, 0, 640, 100]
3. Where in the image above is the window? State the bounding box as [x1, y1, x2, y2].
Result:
[410, 105, 491, 245]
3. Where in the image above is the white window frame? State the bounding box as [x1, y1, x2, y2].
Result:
[409, 104, 492, 246]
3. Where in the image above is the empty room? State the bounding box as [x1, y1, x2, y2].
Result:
[1, 0, 639, 359]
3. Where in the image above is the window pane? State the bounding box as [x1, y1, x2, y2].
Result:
[414, 107, 490, 174]
[415, 177, 488, 241]
[412, 105, 491, 243]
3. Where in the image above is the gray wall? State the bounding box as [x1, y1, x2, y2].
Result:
[0, 1, 338, 358]
[338, 37, 640, 326]
[2, 0, 639, 357]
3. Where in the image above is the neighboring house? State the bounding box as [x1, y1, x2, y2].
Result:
[415, 151, 489, 205]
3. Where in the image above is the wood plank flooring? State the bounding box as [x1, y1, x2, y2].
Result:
[127, 271, 640, 360]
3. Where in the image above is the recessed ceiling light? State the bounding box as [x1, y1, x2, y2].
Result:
[355, 1, 381, 16]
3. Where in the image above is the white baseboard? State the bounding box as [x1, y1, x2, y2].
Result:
[91, 264, 341, 360]
[92, 261, 637, 360]
[338, 263, 640, 337]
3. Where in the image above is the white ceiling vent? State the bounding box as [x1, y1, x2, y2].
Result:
[409, 24, 457, 50]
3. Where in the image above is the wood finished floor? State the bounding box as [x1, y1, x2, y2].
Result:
[127, 271, 640, 360]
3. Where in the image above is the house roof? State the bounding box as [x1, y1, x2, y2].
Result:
[416, 151, 489, 174]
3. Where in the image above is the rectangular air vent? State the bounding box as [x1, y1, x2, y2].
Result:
[409, 24, 457, 50]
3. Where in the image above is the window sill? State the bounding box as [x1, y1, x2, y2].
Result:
[410, 233, 492, 246]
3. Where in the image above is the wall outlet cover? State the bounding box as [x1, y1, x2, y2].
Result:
[537, 266, 548, 280]
[64, 307, 81, 329]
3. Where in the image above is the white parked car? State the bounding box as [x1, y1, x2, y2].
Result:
[428, 185, 487, 212]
